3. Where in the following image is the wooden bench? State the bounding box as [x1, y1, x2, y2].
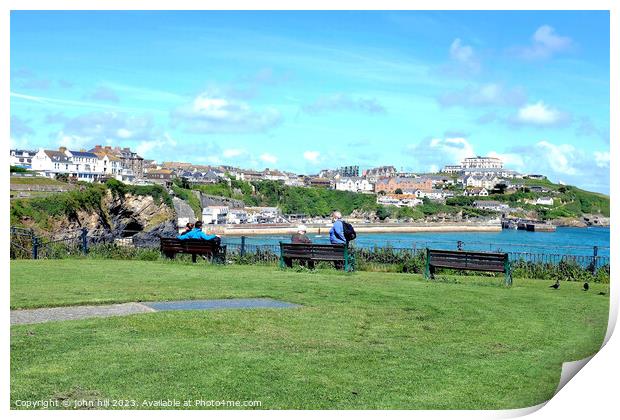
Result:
[160, 238, 226, 263]
[279, 242, 355, 271]
[425, 248, 512, 286]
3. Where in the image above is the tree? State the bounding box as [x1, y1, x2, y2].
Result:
[492, 183, 508, 195]
[394, 188, 403, 194]
[180, 177, 190, 189]
[56, 173, 69, 183]
[376, 206, 391, 220]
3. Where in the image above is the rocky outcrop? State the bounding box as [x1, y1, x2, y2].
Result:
[550, 218, 588, 228]
[550, 215, 610, 228]
[173, 197, 197, 223]
[582, 214, 610, 227]
[199, 193, 244, 209]
[132, 220, 178, 247]
[48, 190, 177, 242]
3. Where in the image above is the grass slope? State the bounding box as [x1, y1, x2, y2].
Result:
[10, 260, 609, 409]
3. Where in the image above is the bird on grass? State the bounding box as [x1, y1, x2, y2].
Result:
[583, 282, 589, 291]
[549, 280, 560, 289]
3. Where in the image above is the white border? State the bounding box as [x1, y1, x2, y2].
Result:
[3, 1, 617, 419]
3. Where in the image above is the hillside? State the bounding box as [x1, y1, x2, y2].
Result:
[10, 180, 176, 241]
[10, 177, 610, 235]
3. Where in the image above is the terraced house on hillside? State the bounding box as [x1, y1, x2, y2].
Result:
[374, 176, 433, 194]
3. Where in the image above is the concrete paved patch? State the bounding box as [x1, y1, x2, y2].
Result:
[11, 299, 299, 325]
[11, 302, 155, 325]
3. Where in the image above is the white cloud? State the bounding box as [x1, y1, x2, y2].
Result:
[504, 141, 609, 193]
[450, 39, 474, 63]
[438, 83, 527, 108]
[223, 148, 246, 158]
[135, 133, 177, 157]
[517, 25, 573, 59]
[55, 131, 91, 150]
[534, 141, 577, 175]
[171, 92, 282, 133]
[487, 151, 525, 170]
[302, 93, 386, 114]
[407, 137, 476, 171]
[116, 128, 132, 138]
[260, 153, 278, 164]
[594, 151, 610, 168]
[448, 38, 480, 73]
[303, 151, 321, 163]
[10, 137, 31, 150]
[514, 101, 570, 126]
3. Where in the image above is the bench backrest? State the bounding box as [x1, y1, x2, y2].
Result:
[280, 242, 346, 261]
[427, 249, 508, 272]
[160, 238, 222, 253]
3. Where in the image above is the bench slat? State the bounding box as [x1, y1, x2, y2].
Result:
[279, 242, 350, 270]
[426, 248, 511, 285]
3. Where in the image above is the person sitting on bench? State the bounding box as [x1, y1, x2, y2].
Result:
[291, 224, 312, 244]
[180, 222, 194, 236]
[177, 221, 219, 241]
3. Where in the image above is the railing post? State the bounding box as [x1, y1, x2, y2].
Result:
[240, 235, 246, 257]
[592, 246, 598, 274]
[32, 237, 39, 260]
[81, 227, 89, 255]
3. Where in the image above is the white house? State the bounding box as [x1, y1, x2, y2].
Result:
[473, 200, 509, 212]
[94, 153, 122, 177]
[246, 207, 281, 223]
[463, 188, 489, 197]
[31, 147, 109, 182]
[262, 169, 289, 182]
[377, 194, 422, 208]
[412, 189, 449, 200]
[536, 197, 554, 206]
[462, 168, 518, 179]
[31, 148, 76, 176]
[65, 150, 103, 182]
[202, 206, 229, 225]
[335, 177, 374, 193]
[284, 176, 305, 187]
[462, 175, 501, 190]
[462, 156, 503, 169]
[10, 149, 37, 168]
[227, 209, 248, 224]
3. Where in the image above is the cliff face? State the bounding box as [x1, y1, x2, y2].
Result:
[46, 190, 177, 244]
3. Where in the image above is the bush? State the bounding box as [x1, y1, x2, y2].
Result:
[106, 179, 173, 207]
[510, 258, 608, 283]
[87, 243, 162, 261]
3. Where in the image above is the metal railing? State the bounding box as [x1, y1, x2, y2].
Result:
[10, 228, 610, 273]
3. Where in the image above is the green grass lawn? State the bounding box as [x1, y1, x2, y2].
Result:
[10, 176, 69, 186]
[10, 260, 609, 409]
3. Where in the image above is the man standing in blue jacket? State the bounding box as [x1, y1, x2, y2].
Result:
[329, 211, 346, 245]
[177, 221, 218, 241]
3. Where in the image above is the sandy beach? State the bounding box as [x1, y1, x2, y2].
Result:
[209, 222, 502, 236]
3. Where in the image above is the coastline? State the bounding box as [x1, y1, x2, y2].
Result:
[209, 222, 503, 236]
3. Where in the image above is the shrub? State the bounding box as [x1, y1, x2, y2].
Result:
[87, 243, 162, 260]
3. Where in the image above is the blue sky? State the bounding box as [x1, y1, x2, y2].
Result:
[10, 11, 610, 193]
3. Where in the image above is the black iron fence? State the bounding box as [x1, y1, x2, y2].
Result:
[10, 227, 610, 275]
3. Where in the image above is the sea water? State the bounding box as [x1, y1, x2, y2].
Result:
[222, 226, 610, 257]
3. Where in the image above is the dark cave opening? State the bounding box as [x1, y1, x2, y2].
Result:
[122, 220, 143, 237]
